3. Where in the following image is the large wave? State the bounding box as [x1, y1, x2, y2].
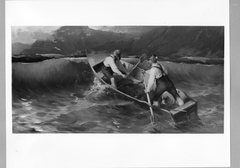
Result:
[12, 58, 93, 90]
[161, 62, 224, 85]
[12, 58, 224, 98]
[12, 58, 224, 133]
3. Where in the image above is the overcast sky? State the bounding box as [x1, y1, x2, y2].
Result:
[11, 26, 103, 33]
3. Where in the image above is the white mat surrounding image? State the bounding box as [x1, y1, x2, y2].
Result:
[6, 0, 230, 167]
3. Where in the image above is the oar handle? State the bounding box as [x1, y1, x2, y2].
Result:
[143, 73, 155, 125]
[121, 53, 147, 80]
[146, 92, 155, 124]
[126, 61, 141, 78]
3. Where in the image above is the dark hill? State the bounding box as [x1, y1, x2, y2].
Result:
[18, 26, 224, 58]
[12, 42, 32, 55]
[21, 26, 131, 55]
[94, 26, 224, 58]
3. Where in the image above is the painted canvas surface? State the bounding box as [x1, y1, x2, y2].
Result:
[12, 26, 224, 133]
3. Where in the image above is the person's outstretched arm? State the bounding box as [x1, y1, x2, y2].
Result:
[107, 58, 125, 76]
[116, 60, 128, 74]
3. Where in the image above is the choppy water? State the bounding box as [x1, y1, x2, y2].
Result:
[12, 57, 224, 133]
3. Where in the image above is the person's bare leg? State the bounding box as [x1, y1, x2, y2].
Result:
[110, 77, 117, 89]
[168, 87, 184, 107]
[153, 96, 162, 107]
[176, 96, 184, 106]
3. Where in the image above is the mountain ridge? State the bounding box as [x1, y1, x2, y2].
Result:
[94, 26, 224, 58]
[13, 26, 224, 58]
[20, 26, 133, 55]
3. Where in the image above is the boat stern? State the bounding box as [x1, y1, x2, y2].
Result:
[170, 99, 198, 124]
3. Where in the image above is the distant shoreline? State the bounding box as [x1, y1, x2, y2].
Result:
[12, 54, 224, 65]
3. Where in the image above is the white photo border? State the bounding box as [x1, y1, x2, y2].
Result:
[5, 0, 230, 167]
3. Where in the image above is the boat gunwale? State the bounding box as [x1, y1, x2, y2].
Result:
[87, 54, 150, 106]
[87, 53, 198, 114]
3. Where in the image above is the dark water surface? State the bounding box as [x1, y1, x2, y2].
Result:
[12, 58, 224, 133]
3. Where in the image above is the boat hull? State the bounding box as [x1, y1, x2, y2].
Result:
[87, 53, 198, 124]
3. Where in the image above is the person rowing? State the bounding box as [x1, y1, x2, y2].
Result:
[144, 55, 184, 107]
[102, 49, 129, 88]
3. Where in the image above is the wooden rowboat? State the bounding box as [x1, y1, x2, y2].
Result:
[87, 53, 198, 124]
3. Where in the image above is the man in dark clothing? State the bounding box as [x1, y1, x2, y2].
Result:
[144, 55, 184, 107]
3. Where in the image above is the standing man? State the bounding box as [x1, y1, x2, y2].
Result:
[102, 49, 128, 88]
[144, 55, 184, 107]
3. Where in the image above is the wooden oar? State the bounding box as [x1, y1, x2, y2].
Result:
[143, 76, 155, 126]
[117, 54, 147, 84]
[146, 92, 155, 125]
[126, 54, 147, 78]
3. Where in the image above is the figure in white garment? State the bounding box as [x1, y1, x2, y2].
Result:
[102, 49, 128, 88]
